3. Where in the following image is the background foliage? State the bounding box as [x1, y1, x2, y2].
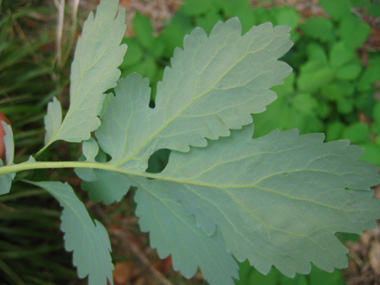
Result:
[1, 0, 379, 284]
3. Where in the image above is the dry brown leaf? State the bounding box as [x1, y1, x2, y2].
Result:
[113, 262, 133, 284]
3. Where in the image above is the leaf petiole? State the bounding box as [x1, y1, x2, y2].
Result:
[0, 161, 125, 177]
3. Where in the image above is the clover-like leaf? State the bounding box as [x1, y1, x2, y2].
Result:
[44, 0, 127, 147]
[96, 19, 293, 171]
[31, 181, 114, 285]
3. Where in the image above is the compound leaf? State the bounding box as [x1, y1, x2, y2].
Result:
[44, 0, 127, 146]
[152, 125, 380, 277]
[84, 17, 380, 282]
[133, 177, 239, 284]
[32, 181, 114, 285]
[96, 19, 292, 171]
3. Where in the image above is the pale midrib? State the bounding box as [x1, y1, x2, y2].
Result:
[169, 167, 353, 212]
[2, 158, 358, 260]
[2, 160, 354, 213]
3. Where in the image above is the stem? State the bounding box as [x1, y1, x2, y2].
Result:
[0, 161, 156, 180]
[0, 160, 218, 189]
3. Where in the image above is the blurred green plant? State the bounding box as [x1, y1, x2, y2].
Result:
[251, 1, 380, 167]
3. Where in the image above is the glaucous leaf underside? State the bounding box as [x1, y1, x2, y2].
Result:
[77, 14, 380, 284]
